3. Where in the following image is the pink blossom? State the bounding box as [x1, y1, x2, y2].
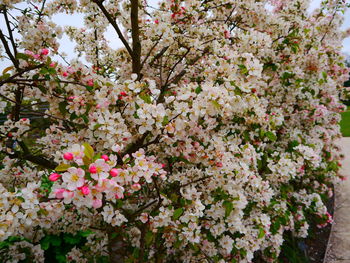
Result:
[224, 30, 230, 39]
[92, 199, 102, 208]
[54, 188, 66, 199]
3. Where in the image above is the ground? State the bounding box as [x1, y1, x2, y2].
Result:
[324, 137, 350, 263]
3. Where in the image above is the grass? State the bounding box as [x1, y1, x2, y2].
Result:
[340, 106, 350, 137]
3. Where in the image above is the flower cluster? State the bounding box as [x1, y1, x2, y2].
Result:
[0, 0, 349, 262]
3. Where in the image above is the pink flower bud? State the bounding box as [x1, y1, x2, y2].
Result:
[40, 48, 49, 55]
[49, 62, 56, 68]
[89, 165, 97, 173]
[120, 91, 127, 96]
[62, 72, 68, 77]
[216, 162, 223, 168]
[63, 152, 74, 160]
[110, 168, 119, 177]
[25, 50, 34, 56]
[49, 173, 61, 182]
[224, 30, 231, 39]
[92, 199, 102, 209]
[81, 186, 90, 195]
[155, 19, 159, 24]
[87, 79, 94, 86]
[131, 183, 141, 191]
[101, 154, 109, 161]
[115, 193, 124, 199]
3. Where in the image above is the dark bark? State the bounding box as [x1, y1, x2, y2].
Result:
[108, 228, 125, 263]
[131, 0, 141, 77]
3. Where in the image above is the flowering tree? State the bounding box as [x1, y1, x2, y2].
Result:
[0, 0, 349, 262]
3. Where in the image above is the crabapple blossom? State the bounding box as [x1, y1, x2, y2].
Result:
[0, 0, 349, 262]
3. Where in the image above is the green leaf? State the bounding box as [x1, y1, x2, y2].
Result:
[83, 142, 94, 159]
[64, 234, 81, 245]
[140, 94, 152, 104]
[172, 208, 184, 220]
[85, 85, 93, 92]
[211, 100, 220, 110]
[93, 123, 103, 130]
[265, 131, 277, 142]
[258, 227, 265, 239]
[223, 200, 234, 217]
[132, 247, 140, 258]
[55, 254, 66, 263]
[0, 73, 10, 81]
[238, 64, 248, 75]
[16, 53, 30, 60]
[162, 116, 169, 126]
[70, 112, 78, 120]
[55, 163, 70, 172]
[79, 229, 94, 237]
[195, 86, 202, 94]
[58, 101, 68, 116]
[81, 114, 89, 124]
[37, 85, 47, 94]
[40, 236, 51, 250]
[50, 235, 61, 246]
[145, 231, 153, 246]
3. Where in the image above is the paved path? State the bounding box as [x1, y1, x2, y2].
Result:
[324, 138, 350, 263]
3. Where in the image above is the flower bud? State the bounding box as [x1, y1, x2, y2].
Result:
[81, 186, 90, 195]
[101, 154, 109, 161]
[63, 152, 74, 160]
[110, 168, 119, 177]
[40, 48, 49, 55]
[89, 165, 97, 173]
[131, 183, 141, 191]
[49, 173, 61, 182]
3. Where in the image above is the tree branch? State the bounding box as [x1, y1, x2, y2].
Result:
[0, 64, 44, 87]
[7, 149, 57, 169]
[91, 0, 133, 57]
[131, 0, 141, 77]
[3, 8, 17, 57]
[0, 28, 19, 69]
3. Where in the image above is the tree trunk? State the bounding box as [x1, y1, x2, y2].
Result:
[108, 229, 125, 263]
